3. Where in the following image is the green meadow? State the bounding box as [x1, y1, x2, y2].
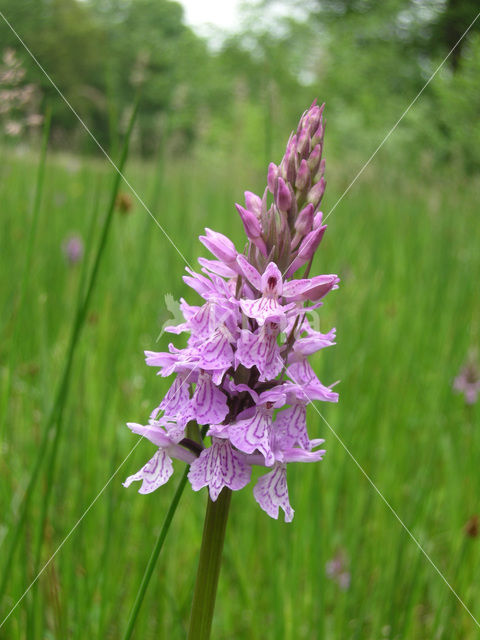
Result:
[1, 130, 479, 639]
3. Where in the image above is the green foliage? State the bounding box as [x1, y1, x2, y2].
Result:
[425, 34, 480, 170]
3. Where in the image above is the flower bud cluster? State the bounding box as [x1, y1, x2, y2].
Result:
[243, 100, 327, 275]
[124, 101, 339, 521]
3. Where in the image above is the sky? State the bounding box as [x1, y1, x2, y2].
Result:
[177, 0, 243, 34]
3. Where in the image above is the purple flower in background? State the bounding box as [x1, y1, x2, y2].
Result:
[326, 551, 351, 590]
[62, 233, 84, 265]
[124, 100, 340, 521]
[453, 352, 480, 405]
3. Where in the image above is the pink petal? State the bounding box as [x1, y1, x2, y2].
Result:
[198, 257, 238, 278]
[274, 404, 310, 450]
[189, 372, 229, 425]
[240, 297, 284, 326]
[188, 438, 251, 501]
[235, 329, 259, 371]
[236, 325, 284, 380]
[255, 329, 283, 381]
[197, 327, 234, 370]
[236, 255, 262, 290]
[123, 450, 173, 494]
[126, 422, 172, 447]
[253, 464, 294, 522]
[283, 274, 338, 301]
[228, 409, 275, 465]
[282, 446, 326, 463]
[260, 262, 283, 297]
[159, 375, 190, 417]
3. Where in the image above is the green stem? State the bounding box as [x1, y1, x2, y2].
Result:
[187, 488, 232, 640]
[122, 466, 190, 640]
[3, 105, 51, 341]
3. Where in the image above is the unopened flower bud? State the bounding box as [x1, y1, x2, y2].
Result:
[290, 203, 314, 250]
[298, 224, 327, 260]
[295, 204, 314, 235]
[307, 177, 326, 208]
[295, 159, 311, 191]
[312, 122, 325, 146]
[286, 224, 327, 276]
[199, 228, 237, 264]
[307, 144, 322, 175]
[267, 163, 278, 194]
[305, 105, 322, 137]
[235, 204, 268, 256]
[275, 177, 292, 213]
[244, 191, 262, 217]
[314, 158, 326, 183]
[313, 211, 323, 229]
[297, 128, 310, 156]
[280, 135, 297, 184]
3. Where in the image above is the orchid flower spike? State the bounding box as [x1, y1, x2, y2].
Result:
[124, 100, 339, 522]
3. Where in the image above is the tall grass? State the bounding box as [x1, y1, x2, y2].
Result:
[0, 140, 479, 639]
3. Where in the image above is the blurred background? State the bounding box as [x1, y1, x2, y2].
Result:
[1, 0, 480, 168]
[1, 0, 480, 638]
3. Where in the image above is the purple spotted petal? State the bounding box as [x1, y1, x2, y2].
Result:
[235, 326, 283, 381]
[274, 404, 310, 450]
[257, 386, 287, 406]
[188, 438, 251, 500]
[235, 329, 259, 370]
[189, 372, 229, 425]
[260, 262, 283, 297]
[197, 327, 234, 370]
[287, 363, 339, 403]
[282, 445, 326, 463]
[228, 408, 275, 465]
[240, 296, 285, 326]
[211, 368, 229, 385]
[287, 360, 316, 385]
[123, 450, 173, 494]
[159, 374, 190, 417]
[253, 463, 294, 522]
[207, 422, 230, 438]
[305, 380, 339, 403]
[256, 326, 283, 381]
[292, 330, 336, 356]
